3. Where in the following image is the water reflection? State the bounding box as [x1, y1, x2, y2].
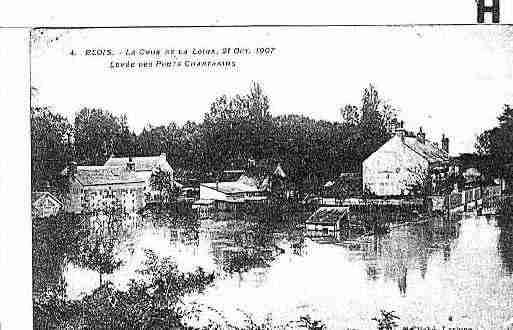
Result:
[33, 212, 513, 328]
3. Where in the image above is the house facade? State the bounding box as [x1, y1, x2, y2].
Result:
[362, 126, 451, 196]
[65, 161, 147, 213]
[104, 153, 175, 200]
[63, 154, 176, 213]
[32, 192, 63, 218]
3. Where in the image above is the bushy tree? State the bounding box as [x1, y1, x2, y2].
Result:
[74, 108, 136, 165]
[31, 106, 73, 189]
[475, 104, 513, 177]
[150, 168, 180, 205]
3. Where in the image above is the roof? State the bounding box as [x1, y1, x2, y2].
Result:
[201, 181, 262, 194]
[306, 207, 349, 224]
[104, 154, 172, 172]
[32, 192, 63, 206]
[73, 166, 146, 186]
[402, 136, 449, 163]
[220, 169, 245, 182]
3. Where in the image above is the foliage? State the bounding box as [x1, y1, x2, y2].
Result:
[76, 235, 123, 286]
[34, 249, 216, 329]
[31, 106, 74, 189]
[402, 165, 430, 197]
[496, 197, 513, 227]
[297, 315, 327, 329]
[74, 107, 136, 165]
[475, 104, 513, 176]
[150, 168, 181, 205]
[372, 310, 400, 330]
[33, 82, 401, 201]
[340, 84, 400, 163]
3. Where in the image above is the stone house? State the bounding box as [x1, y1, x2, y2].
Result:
[362, 125, 451, 196]
[104, 153, 175, 200]
[64, 160, 147, 213]
[62, 154, 175, 213]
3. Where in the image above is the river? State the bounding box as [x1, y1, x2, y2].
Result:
[33, 211, 513, 329]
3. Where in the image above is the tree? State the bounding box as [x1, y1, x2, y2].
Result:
[202, 81, 272, 172]
[149, 169, 180, 205]
[475, 105, 513, 177]
[402, 165, 430, 197]
[74, 108, 136, 165]
[31, 106, 73, 189]
[340, 84, 400, 165]
[78, 236, 122, 287]
[340, 104, 359, 126]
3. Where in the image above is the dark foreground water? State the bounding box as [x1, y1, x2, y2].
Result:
[33, 211, 513, 329]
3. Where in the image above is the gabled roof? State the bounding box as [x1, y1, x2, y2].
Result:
[73, 166, 146, 186]
[241, 162, 288, 190]
[32, 192, 63, 206]
[104, 154, 172, 172]
[402, 136, 449, 163]
[201, 181, 261, 194]
[219, 169, 245, 182]
[306, 207, 349, 224]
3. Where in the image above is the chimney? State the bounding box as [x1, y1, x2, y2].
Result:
[395, 120, 406, 141]
[416, 126, 426, 144]
[127, 157, 136, 171]
[441, 134, 449, 153]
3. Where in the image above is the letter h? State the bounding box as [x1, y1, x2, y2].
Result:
[477, 0, 500, 23]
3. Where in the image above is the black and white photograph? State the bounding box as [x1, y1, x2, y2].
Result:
[29, 25, 513, 329]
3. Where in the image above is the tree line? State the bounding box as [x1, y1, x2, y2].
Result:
[31, 82, 400, 193]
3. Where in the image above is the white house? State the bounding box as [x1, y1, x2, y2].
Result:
[362, 125, 450, 196]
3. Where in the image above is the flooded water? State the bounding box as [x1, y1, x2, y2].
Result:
[33, 211, 513, 329]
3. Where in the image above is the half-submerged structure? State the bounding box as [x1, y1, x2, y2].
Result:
[305, 207, 349, 235]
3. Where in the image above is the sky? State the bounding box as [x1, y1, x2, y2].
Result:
[31, 26, 513, 155]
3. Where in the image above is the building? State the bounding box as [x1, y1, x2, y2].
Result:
[305, 207, 349, 234]
[64, 160, 147, 213]
[105, 153, 173, 182]
[32, 192, 63, 218]
[362, 124, 451, 196]
[200, 180, 267, 205]
[105, 153, 177, 202]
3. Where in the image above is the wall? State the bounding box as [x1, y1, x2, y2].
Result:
[67, 179, 146, 213]
[363, 136, 429, 196]
[66, 179, 84, 213]
[199, 185, 227, 201]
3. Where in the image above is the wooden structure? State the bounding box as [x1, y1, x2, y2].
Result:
[305, 207, 349, 235]
[32, 192, 63, 218]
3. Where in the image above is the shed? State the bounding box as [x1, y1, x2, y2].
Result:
[305, 207, 349, 234]
[32, 192, 63, 218]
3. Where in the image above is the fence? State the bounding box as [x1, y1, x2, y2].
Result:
[446, 186, 482, 211]
[482, 194, 513, 211]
